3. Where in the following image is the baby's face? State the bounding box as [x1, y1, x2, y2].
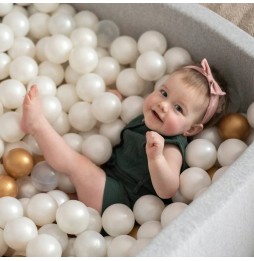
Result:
[143, 74, 209, 136]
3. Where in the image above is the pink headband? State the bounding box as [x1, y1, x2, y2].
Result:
[185, 58, 226, 125]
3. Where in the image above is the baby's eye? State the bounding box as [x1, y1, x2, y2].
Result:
[160, 89, 167, 97]
[175, 104, 183, 113]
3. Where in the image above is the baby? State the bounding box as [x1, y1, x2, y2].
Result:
[21, 58, 227, 213]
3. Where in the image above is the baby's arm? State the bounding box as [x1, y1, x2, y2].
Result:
[146, 131, 183, 199]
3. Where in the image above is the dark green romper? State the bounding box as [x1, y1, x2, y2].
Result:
[101, 114, 188, 212]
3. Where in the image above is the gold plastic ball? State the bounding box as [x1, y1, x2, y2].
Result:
[218, 113, 250, 140]
[3, 148, 34, 179]
[0, 175, 18, 197]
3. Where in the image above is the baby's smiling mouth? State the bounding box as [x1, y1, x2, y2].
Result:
[152, 110, 162, 122]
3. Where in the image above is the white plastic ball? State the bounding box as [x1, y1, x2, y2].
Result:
[9, 56, 38, 84]
[95, 19, 120, 48]
[70, 27, 97, 48]
[47, 190, 70, 207]
[0, 111, 25, 143]
[38, 223, 68, 252]
[185, 139, 217, 170]
[3, 141, 32, 155]
[69, 46, 98, 74]
[64, 65, 81, 85]
[212, 166, 229, 183]
[107, 235, 136, 257]
[31, 161, 59, 192]
[0, 228, 8, 257]
[217, 138, 247, 166]
[45, 34, 72, 64]
[54, 4, 76, 16]
[57, 172, 76, 194]
[35, 36, 49, 62]
[0, 197, 23, 229]
[136, 51, 166, 81]
[76, 73, 105, 102]
[0, 3, 13, 17]
[74, 10, 99, 29]
[86, 207, 102, 233]
[56, 200, 90, 235]
[133, 195, 165, 225]
[26, 193, 58, 226]
[94, 56, 120, 85]
[138, 30, 167, 54]
[28, 12, 50, 39]
[2, 11, 29, 37]
[40, 95, 62, 123]
[92, 92, 122, 123]
[179, 167, 211, 201]
[74, 230, 107, 257]
[110, 36, 139, 65]
[116, 68, 145, 96]
[0, 79, 26, 109]
[8, 36, 35, 59]
[68, 101, 97, 132]
[56, 83, 79, 112]
[96, 47, 109, 58]
[120, 96, 144, 124]
[48, 12, 75, 35]
[161, 202, 188, 228]
[27, 75, 56, 96]
[22, 134, 42, 155]
[18, 198, 30, 217]
[0, 53, 11, 80]
[38, 60, 64, 86]
[16, 176, 40, 198]
[247, 102, 254, 128]
[81, 134, 112, 165]
[26, 234, 62, 257]
[194, 126, 222, 149]
[63, 132, 83, 153]
[3, 217, 38, 251]
[102, 203, 135, 237]
[33, 3, 59, 13]
[171, 189, 192, 204]
[137, 220, 162, 239]
[99, 119, 126, 146]
[164, 47, 193, 74]
[0, 24, 14, 52]
[52, 111, 71, 135]
[128, 238, 151, 257]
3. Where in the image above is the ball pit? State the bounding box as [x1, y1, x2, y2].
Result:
[0, 3, 254, 257]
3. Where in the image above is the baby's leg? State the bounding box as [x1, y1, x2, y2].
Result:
[21, 85, 106, 212]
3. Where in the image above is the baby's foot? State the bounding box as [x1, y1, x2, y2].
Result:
[21, 85, 45, 135]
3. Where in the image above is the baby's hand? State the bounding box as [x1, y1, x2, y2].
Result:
[146, 131, 165, 159]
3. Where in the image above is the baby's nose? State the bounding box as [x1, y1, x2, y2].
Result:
[158, 101, 168, 112]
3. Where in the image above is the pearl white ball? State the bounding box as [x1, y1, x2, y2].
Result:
[0, 228, 8, 256]
[120, 96, 144, 124]
[8, 36, 35, 59]
[86, 207, 102, 232]
[212, 166, 229, 183]
[63, 132, 83, 153]
[217, 138, 247, 166]
[164, 46, 193, 74]
[92, 92, 122, 123]
[52, 111, 71, 135]
[74, 10, 99, 29]
[138, 30, 167, 54]
[102, 203, 135, 237]
[26, 234, 62, 257]
[74, 230, 107, 257]
[137, 220, 162, 239]
[0, 79, 26, 109]
[185, 139, 217, 170]
[33, 3, 59, 13]
[161, 202, 188, 227]
[35, 37, 49, 62]
[3, 216, 38, 251]
[110, 36, 139, 65]
[76, 73, 105, 102]
[0, 23, 14, 52]
[56, 200, 90, 235]
[0, 3, 13, 17]
[45, 34, 72, 64]
[70, 27, 97, 48]
[26, 193, 58, 226]
[94, 56, 120, 85]
[47, 190, 70, 207]
[116, 68, 145, 96]
[81, 134, 112, 165]
[0, 53, 11, 80]
[179, 167, 211, 201]
[136, 51, 166, 81]
[68, 101, 97, 132]
[48, 12, 75, 35]
[22, 134, 42, 155]
[40, 95, 62, 123]
[64, 65, 81, 85]
[69, 46, 98, 74]
[9, 56, 38, 84]
[133, 195, 165, 225]
[0, 197, 23, 229]
[28, 12, 50, 39]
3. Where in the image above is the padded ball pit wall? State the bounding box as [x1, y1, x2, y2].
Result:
[73, 3, 254, 256]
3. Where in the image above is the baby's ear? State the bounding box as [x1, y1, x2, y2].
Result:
[183, 123, 203, 137]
